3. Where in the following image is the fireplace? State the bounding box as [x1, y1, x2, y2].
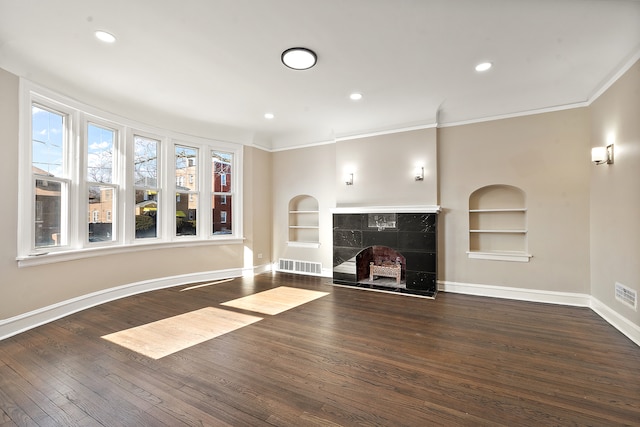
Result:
[332, 210, 438, 297]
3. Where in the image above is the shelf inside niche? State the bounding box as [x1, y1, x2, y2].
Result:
[469, 208, 526, 213]
[469, 229, 527, 233]
[467, 250, 532, 262]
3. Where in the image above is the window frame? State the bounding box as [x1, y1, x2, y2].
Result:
[211, 150, 235, 236]
[24, 98, 75, 254]
[18, 80, 243, 267]
[84, 118, 123, 247]
[173, 143, 200, 238]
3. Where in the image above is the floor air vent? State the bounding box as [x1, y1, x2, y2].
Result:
[615, 282, 637, 310]
[278, 259, 322, 276]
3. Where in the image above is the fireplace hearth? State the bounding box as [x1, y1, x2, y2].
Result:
[332, 210, 438, 297]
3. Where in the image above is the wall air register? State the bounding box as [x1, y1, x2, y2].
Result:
[615, 282, 637, 310]
[278, 259, 323, 276]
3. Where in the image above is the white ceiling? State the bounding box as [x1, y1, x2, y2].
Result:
[1, 0, 639, 150]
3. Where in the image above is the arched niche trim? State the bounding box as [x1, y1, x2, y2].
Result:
[468, 185, 531, 262]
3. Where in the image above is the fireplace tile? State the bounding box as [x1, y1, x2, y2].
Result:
[398, 232, 436, 252]
[404, 251, 436, 273]
[362, 231, 399, 248]
[333, 214, 365, 230]
[333, 247, 360, 266]
[333, 230, 362, 247]
[405, 271, 437, 292]
[398, 213, 436, 232]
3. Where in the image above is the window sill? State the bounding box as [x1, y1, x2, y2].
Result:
[467, 251, 532, 262]
[17, 237, 245, 268]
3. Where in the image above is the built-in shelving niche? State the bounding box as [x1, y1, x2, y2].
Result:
[288, 195, 320, 248]
[468, 185, 532, 262]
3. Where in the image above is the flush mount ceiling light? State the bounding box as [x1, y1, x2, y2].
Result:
[95, 30, 116, 43]
[475, 62, 492, 72]
[349, 93, 363, 101]
[264, 113, 275, 120]
[281, 47, 317, 70]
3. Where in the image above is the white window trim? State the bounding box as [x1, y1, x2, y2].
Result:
[173, 142, 201, 238]
[17, 79, 244, 267]
[84, 118, 124, 247]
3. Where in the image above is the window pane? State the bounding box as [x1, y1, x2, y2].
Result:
[87, 124, 114, 183]
[134, 136, 158, 187]
[176, 146, 197, 190]
[88, 186, 114, 242]
[135, 189, 158, 238]
[212, 151, 232, 192]
[212, 195, 232, 235]
[32, 105, 64, 177]
[176, 193, 197, 236]
[35, 179, 63, 247]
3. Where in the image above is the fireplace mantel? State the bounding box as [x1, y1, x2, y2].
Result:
[331, 205, 441, 214]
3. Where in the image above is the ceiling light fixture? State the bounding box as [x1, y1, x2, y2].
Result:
[281, 47, 317, 70]
[264, 113, 275, 119]
[95, 30, 116, 43]
[349, 93, 363, 101]
[475, 62, 492, 72]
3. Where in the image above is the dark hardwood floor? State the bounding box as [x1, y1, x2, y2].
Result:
[1, 272, 639, 426]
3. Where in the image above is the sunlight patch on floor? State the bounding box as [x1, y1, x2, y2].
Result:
[221, 286, 329, 315]
[102, 307, 262, 359]
[180, 278, 234, 291]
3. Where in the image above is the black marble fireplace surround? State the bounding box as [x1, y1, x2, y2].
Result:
[333, 212, 438, 297]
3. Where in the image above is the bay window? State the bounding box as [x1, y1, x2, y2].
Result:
[18, 82, 242, 264]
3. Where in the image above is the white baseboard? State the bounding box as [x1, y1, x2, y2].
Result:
[0, 268, 244, 341]
[243, 262, 272, 276]
[590, 297, 640, 347]
[438, 280, 591, 306]
[439, 280, 639, 347]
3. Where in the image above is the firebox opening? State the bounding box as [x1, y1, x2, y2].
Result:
[356, 246, 406, 289]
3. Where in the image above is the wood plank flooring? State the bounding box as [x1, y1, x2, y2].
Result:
[1, 272, 639, 426]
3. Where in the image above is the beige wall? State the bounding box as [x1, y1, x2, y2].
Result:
[243, 146, 273, 266]
[0, 68, 246, 320]
[335, 128, 438, 207]
[438, 110, 591, 292]
[589, 60, 640, 326]
[271, 144, 336, 270]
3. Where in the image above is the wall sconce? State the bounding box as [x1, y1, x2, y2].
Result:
[591, 144, 614, 165]
[414, 166, 424, 181]
[345, 173, 354, 185]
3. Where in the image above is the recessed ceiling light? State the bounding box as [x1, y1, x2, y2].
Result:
[95, 30, 116, 43]
[264, 113, 275, 119]
[475, 62, 492, 72]
[281, 47, 317, 70]
[349, 93, 363, 101]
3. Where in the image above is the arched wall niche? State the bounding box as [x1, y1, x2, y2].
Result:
[288, 195, 320, 246]
[468, 184, 531, 262]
